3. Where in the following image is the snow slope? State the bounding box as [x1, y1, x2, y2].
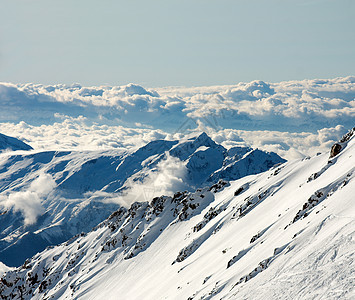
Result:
[0, 133, 33, 152]
[0, 133, 284, 267]
[0, 262, 12, 276]
[1, 129, 354, 299]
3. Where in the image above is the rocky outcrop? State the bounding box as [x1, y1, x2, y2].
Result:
[329, 127, 355, 158]
[330, 143, 342, 158]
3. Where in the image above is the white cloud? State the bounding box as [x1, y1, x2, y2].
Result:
[0, 77, 353, 160]
[97, 153, 189, 207]
[210, 125, 348, 160]
[0, 77, 354, 131]
[0, 173, 56, 225]
[0, 118, 349, 161]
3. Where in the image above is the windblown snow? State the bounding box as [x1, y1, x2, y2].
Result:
[1, 129, 354, 299]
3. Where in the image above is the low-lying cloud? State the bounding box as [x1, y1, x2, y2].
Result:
[95, 153, 190, 207]
[0, 173, 56, 225]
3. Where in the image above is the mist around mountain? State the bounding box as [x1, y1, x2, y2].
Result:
[0, 132, 284, 267]
[0, 128, 353, 299]
[0, 76, 354, 299]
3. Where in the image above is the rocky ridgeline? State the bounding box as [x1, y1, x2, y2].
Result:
[329, 127, 354, 158]
[0, 180, 231, 299]
[1, 128, 354, 300]
[0, 132, 285, 267]
[286, 170, 353, 230]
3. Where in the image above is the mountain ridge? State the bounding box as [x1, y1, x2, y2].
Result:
[0, 133, 33, 152]
[0, 129, 353, 299]
[0, 133, 284, 267]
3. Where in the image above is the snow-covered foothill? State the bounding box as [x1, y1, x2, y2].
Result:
[0, 262, 12, 277]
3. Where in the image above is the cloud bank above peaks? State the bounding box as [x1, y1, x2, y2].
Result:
[0, 77, 353, 160]
[0, 77, 354, 131]
[0, 118, 348, 161]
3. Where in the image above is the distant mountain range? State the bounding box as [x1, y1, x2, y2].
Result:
[1, 129, 353, 299]
[0, 132, 284, 267]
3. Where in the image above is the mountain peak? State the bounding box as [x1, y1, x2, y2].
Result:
[170, 132, 220, 161]
[190, 131, 208, 140]
[1, 129, 353, 299]
[123, 83, 158, 97]
[188, 132, 217, 147]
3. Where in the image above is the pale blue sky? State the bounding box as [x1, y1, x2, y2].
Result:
[0, 0, 354, 87]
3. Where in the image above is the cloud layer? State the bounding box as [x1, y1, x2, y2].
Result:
[0, 77, 354, 130]
[0, 77, 354, 160]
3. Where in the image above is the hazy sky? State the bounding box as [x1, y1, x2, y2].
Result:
[0, 0, 354, 87]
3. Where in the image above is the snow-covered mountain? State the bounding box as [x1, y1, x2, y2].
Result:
[0, 133, 32, 152]
[0, 133, 284, 267]
[1, 129, 353, 299]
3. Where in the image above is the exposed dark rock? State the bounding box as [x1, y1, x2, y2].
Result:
[193, 206, 223, 232]
[329, 127, 354, 158]
[208, 179, 229, 193]
[307, 172, 318, 183]
[150, 196, 167, 216]
[234, 187, 244, 196]
[232, 258, 271, 288]
[227, 248, 251, 269]
[286, 189, 327, 229]
[339, 127, 355, 143]
[250, 233, 261, 243]
[329, 143, 342, 158]
[173, 242, 199, 264]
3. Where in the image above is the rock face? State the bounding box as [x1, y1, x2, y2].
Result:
[0, 133, 33, 151]
[330, 143, 342, 158]
[339, 127, 355, 143]
[329, 127, 355, 158]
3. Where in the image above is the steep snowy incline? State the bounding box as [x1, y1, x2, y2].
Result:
[0, 133, 33, 152]
[0, 133, 284, 267]
[1, 129, 354, 299]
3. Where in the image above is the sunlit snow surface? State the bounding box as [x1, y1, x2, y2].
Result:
[0, 77, 354, 298]
[1, 130, 354, 299]
[0, 77, 354, 159]
[0, 133, 284, 267]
